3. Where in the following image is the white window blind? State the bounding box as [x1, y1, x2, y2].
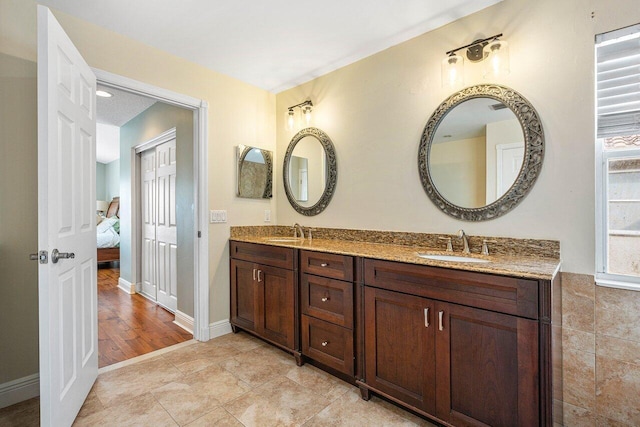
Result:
[596, 24, 640, 138]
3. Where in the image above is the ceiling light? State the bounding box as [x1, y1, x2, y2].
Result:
[96, 90, 113, 98]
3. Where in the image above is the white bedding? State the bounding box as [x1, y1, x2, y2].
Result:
[97, 217, 120, 249]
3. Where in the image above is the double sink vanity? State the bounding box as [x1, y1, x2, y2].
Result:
[229, 226, 560, 427]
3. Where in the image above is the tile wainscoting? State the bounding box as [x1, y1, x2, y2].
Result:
[558, 272, 640, 426]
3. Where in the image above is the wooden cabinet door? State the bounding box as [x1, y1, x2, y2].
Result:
[230, 259, 258, 333]
[257, 263, 295, 350]
[364, 287, 436, 414]
[435, 302, 539, 427]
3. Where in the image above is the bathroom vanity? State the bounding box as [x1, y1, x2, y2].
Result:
[229, 228, 560, 427]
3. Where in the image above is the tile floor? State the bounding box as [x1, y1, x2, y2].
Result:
[0, 332, 437, 426]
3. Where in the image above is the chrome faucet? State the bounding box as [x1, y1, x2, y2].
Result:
[292, 223, 305, 239]
[457, 229, 470, 254]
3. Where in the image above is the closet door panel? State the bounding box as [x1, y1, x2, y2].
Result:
[140, 149, 156, 300]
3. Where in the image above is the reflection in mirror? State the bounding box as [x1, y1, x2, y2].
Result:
[430, 98, 524, 208]
[283, 127, 337, 216]
[236, 145, 273, 199]
[418, 85, 544, 221]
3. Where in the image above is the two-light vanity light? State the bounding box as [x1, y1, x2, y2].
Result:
[285, 99, 313, 132]
[442, 33, 509, 88]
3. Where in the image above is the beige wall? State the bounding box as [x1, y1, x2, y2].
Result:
[0, 52, 39, 385]
[276, 0, 640, 276]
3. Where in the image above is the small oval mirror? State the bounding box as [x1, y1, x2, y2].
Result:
[283, 127, 337, 216]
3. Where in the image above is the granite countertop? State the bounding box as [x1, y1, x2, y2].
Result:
[230, 235, 561, 280]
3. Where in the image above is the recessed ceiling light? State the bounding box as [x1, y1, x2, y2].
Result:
[96, 90, 113, 98]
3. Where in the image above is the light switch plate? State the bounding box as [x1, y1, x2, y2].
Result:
[264, 210, 271, 222]
[210, 210, 227, 223]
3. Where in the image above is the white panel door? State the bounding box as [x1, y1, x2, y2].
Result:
[496, 143, 525, 198]
[140, 149, 157, 300]
[155, 139, 178, 312]
[37, 6, 97, 426]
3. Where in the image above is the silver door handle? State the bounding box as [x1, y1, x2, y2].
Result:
[438, 311, 444, 331]
[424, 308, 430, 328]
[51, 249, 75, 264]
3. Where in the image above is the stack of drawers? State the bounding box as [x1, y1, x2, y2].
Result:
[300, 250, 355, 376]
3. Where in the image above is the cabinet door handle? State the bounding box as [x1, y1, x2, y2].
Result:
[321, 297, 329, 302]
[320, 263, 328, 267]
[253, 268, 257, 281]
[321, 341, 329, 347]
[424, 308, 430, 328]
[257, 270, 263, 282]
[438, 311, 444, 331]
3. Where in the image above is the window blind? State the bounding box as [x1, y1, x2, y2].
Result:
[596, 24, 640, 138]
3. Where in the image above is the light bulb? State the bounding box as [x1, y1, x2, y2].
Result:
[302, 105, 313, 127]
[285, 109, 296, 132]
[442, 54, 464, 88]
[483, 39, 510, 78]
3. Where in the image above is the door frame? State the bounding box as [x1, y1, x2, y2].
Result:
[93, 69, 210, 341]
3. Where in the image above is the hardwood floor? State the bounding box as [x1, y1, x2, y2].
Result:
[98, 266, 192, 368]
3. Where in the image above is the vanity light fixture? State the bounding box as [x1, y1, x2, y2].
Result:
[442, 33, 509, 87]
[285, 99, 313, 132]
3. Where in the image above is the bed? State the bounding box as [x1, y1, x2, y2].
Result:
[97, 197, 120, 264]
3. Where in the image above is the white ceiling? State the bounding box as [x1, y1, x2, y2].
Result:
[40, 0, 502, 93]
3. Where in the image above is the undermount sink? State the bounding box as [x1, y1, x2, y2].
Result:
[417, 253, 490, 263]
[266, 237, 304, 242]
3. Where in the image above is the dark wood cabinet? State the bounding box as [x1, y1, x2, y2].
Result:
[361, 259, 543, 427]
[230, 242, 297, 353]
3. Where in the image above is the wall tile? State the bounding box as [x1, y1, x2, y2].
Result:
[563, 401, 595, 426]
[553, 325, 564, 401]
[554, 399, 564, 426]
[561, 273, 595, 333]
[596, 335, 640, 366]
[596, 416, 633, 427]
[563, 328, 595, 354]
[595, 286, 640, 342]
[563, 349, 596, 410]
[596, 357, 640, 426]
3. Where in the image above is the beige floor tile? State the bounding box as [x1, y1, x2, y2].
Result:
[162, 341, 239, 375]
[93, 356, 184, 406]
[72, 392, 177, 426]
[75, 387, 105, 419]
[151, 381, 223, 426]
[285, 364, 352, 402]
[0, 397, 39, 427]
[212, 331, 268, 352]
[224, 376, 331, 427]
[303, 388, 435, 427]
[221, 346, 296, 387]
[185, 407, 244, 427]
[184, 365, 252, 403]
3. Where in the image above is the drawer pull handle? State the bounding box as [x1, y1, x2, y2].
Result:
[424, 308, 429, 328]
[438, 311, 444, 331]
[257, 270, 262, 282]
[320, 263, 329, 267]
[321, 297, 329, 302]
[321, 341, 329, 347]
[253, 268, 256, 281]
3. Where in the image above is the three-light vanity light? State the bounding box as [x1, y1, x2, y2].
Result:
[442, 33, 509, 88]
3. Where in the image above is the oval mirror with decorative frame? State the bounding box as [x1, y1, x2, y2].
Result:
[418, 84, 544, 221]
[283, 127, 337, 216]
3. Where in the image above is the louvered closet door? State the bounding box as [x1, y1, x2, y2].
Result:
[141, 149, 157, 300]
[155, 139, 178, 312]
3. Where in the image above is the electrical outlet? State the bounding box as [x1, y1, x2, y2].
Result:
[264, 210, 271, 222]
[210, 210, 227, 223]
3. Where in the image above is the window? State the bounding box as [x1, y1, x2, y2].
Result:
[595, 24, 640, 290]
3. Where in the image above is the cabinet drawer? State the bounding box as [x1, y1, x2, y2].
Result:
[230, 241, 295, 270]
[301, 274, 353, 328]
[364, 259, 539, 319]
[302, 315, 354, 376]
[301, 250, 354, 281]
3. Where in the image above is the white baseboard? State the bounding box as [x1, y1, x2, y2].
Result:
[173, 310, 194, 334]
[117, 277, 136, 294]
[0, 374, 39, 409]
[209, 319, 232, 339]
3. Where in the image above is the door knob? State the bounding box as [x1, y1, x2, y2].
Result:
[51, 249, 75, 264]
